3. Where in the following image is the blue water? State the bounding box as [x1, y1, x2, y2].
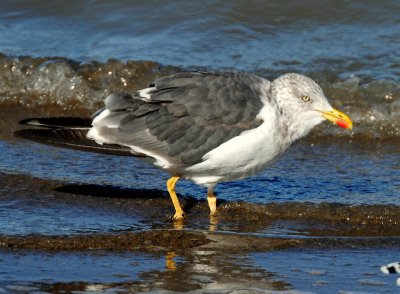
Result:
[2, 247, 398, 293]
[1, 139, 398, 206]
[251, 249, 400, 293]
[0, 250, 164, 284]
[0, 0, 399, 80]
[0, 197, 146, 236]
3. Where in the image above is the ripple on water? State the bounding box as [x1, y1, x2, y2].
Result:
[251, 249, 400, 293]
[0, 139, 399, 206]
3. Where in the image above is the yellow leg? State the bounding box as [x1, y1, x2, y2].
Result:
[167, 176, 185, 220]
[207, 187, 217, 216]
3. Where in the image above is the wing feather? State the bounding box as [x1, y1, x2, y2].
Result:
[88, 72, 269, 167]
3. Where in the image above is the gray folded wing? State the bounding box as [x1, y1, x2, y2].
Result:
[92, 72, 268, 167]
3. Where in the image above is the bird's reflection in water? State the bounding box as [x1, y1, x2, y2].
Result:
[157, 248, 289, 292]
[166, 251, 178, 271]
[209, 215, 219, 231]
[172, 219, 185, 230]
[171, 215, 220, 232]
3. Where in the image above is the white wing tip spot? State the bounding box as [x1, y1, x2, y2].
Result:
[138, 87, 156, 100]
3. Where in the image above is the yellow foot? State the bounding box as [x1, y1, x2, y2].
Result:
[172, 211, 185, 220]
[171, 215, 185, 230]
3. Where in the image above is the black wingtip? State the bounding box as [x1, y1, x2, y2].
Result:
[13, 128, 89, 142]
[18, 117, 93, 128]
[19, 118, 41, 126]
[13, 128, 134, 157]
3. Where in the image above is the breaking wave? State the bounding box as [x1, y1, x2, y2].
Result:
[0, 54, 399, 139]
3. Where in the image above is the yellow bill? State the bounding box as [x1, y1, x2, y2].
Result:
[317, 108, 353, 130]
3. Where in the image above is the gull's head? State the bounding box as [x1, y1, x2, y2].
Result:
[270, 73, 352, 139]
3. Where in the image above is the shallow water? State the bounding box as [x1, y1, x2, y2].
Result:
[0, 248, 398, 293]
[0, 197, 145, 236]
[252, 249, 400, 293]
[0, 250, 164, 285]
[1, 139, 398, 206]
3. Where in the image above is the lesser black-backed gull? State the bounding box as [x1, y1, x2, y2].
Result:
[16, 71, 353, 220]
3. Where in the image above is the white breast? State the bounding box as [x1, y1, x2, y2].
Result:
[184, 102, 283, 186]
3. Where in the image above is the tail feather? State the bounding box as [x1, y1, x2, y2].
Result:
[14, 117, 142, 157]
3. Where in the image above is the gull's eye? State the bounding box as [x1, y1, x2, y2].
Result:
[302, 95, 311, 102]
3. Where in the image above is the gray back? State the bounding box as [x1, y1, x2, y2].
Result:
[102, 71, 267, 168]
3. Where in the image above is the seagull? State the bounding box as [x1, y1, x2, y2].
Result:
[16, 71, 353, 220]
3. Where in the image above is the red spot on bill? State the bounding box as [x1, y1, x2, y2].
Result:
[336, 119, 349, 129]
